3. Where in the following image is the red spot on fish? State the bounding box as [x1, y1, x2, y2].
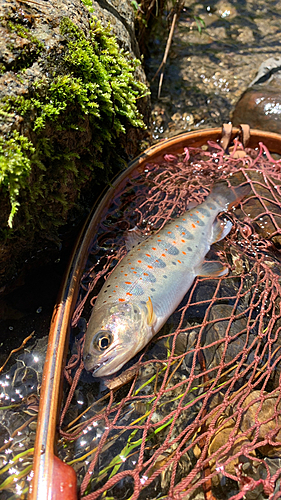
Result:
[162, 253, 166, 257]
[190, 213, 193, 216]
[152, 247, 156, 251]
[143, 272, 148, 276]
[178, 260, 182, 263]
[196, 211, 199, 213]
[173, 241, 176, 244]
[124, 274, 128, 276]
[137, 248, 141, 251]
[182, 218, 186, 221]
[125, 281, 132, 284]
[119, 298, 125, 302]
[167, 231, 171, 234]
[126, 292, 132, 296]
[133, 271, 137, 274]
[196, 221, 199, 224]
[138, 260, 142, 263]
[155, 260, 159, 262]
[192, 223, 196, 229]
[181, 239, 185, 243]
[182, 251, 186, 255]
[148, 265, 153, 269]
[131, 267, 135, 270]
[175, 225, 179, 228]
[157, 239, 162, 242]
[182, 232, 185, 235]
[146, 254, 151, 257]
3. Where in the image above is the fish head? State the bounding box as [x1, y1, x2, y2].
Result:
[83, 301, 148, 377]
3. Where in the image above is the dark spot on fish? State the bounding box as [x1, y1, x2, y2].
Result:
[187, 247, 192, 251]
[151, 288, 155, 292]
[172, 261, 177, 265]
[141, 300, 146, 304]
[163, 275, 168, 279]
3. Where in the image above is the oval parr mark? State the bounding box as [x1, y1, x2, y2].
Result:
[195, 218, 206, 226]
[176, 225, 194, 240]
[198, 207, 210, 216]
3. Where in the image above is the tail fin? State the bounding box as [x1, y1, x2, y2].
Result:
[209, 182, 251, 210]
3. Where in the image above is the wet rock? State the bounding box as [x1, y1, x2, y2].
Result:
[202, 304, 255, 371]
[232, 57, 281, 134]
[215, 0, 238, 19]
[240, 391, 281, 457]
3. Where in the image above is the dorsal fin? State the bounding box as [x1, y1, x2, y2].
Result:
[125, 226, 149, 251]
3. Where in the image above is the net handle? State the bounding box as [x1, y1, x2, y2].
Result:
[220, 123, 250, 151]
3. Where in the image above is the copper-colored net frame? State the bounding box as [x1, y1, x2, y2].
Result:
[29, 127, 281, 500]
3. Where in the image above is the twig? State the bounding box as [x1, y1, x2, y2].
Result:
[0, 331, 35, 374]
[152, 0, 184, 98]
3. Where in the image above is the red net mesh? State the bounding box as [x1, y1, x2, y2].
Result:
[58, 137, 281, 500]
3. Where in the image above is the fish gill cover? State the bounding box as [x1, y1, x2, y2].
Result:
[44, 140, 281, 498]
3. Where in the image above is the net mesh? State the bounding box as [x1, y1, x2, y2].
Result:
[59, 137, 281, 500]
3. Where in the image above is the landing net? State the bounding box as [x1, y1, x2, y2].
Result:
[60, 137, 281, 500]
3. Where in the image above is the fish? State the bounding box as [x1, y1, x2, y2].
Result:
[83, 182, 250, 377]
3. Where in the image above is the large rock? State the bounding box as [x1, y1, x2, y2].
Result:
[0, 0, 149, 289]
[232, 57, 281, 133]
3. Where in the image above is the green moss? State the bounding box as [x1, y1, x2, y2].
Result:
[1, 16, 149, 229]
[6, 21, 44, 51]
[0, 131, 35, 227]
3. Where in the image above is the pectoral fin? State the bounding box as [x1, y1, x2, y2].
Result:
[146, 297, 156, 326]
[197, 261, 229, 278]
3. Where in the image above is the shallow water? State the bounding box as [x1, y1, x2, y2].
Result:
[146, 0, 281, 140]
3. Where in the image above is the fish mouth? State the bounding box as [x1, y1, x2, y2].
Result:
[84, 348, 118, 376]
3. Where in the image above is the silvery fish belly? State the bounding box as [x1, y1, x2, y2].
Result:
[83, 182, 249, 376]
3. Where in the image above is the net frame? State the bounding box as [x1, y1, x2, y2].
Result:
[57, 130, 281, 500]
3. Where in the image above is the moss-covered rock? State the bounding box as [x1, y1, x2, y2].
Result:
[0, 0, 149, 288]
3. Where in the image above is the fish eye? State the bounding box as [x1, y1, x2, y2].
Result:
[93, 330, 113, 352]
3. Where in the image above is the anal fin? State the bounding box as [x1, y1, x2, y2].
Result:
[211, 219, 232, 244]
[197, 261, 229, 278]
